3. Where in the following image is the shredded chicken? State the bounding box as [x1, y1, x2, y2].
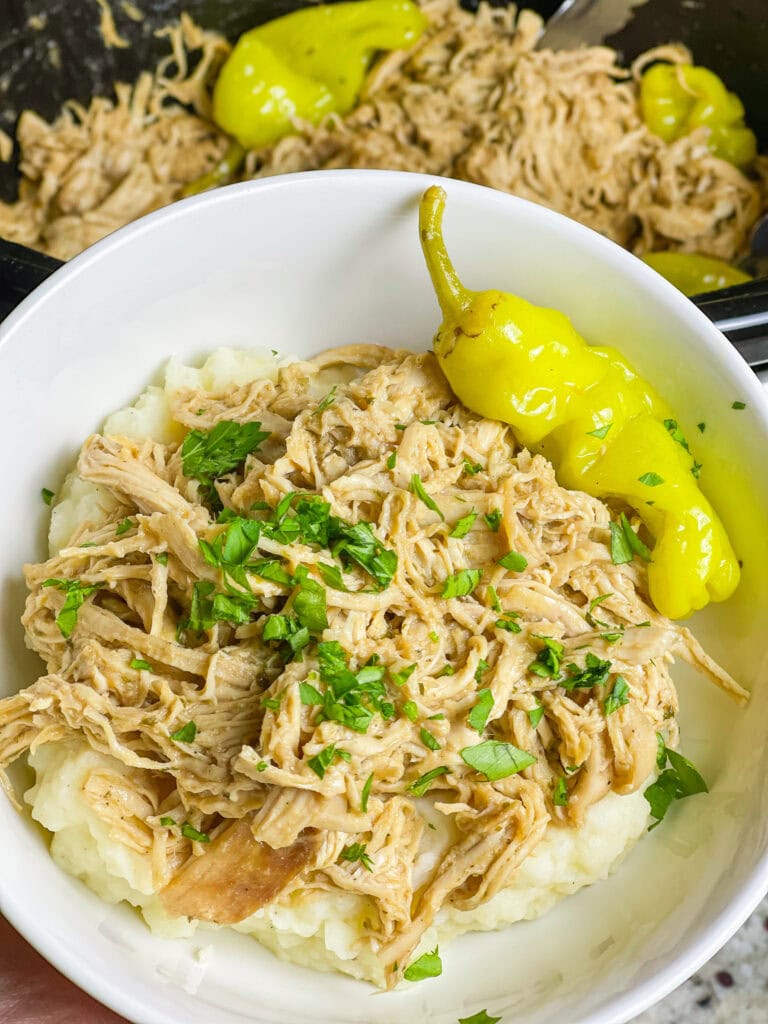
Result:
[0, 344, 746, 987]
[0, 2, 764, 262]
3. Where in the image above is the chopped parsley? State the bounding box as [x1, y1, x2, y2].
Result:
[462, 459, 482, 476]
[562, 653, 612, 691]
[302, 641, 394, 734]
[339, 842, 373, 871]
[316, 385, 337, 414]
[436, 664, 455, 677]
[609, 513, 651, 564]
[159, 816, 176, 827]
[156, 552, 169, 566]
[495, 612, 521, 634]
[460, 740, 536, 780]
[458, 1012, 502, 1024]
[408, 765, 450, 796]
[256, 761, 268, 772]
[316, 562, 349, 592]
[260, 696, 282, 711]
[497, 551, 528, 572]
[663, 418, 689, 452]
[450, 509, 478, 539]
[553, 777, 569, 806]
[732, 400, 746, 410]
[697, 422, 706, 433]
[638, 472, 664, 487]
[410, 473, 444, 521]
[182, 580, 257, 634]
[691, 461, 702, 479]
[645, 741, 707, 829]
[474, 658, 489, 684]
[587, 422, 612, 440]
[487, 585, 502, 613]
[42, 578, 102, 639]
[404, 947, 442, 982]
[483, 510, 502, 532]
[386, 450, 397, 469]
[442, 568, 481, 599]
[528, 636, 564, 679]
[41, 487, 54, 506]
[361, 773, 374, 812]
[170, 721, 197, 743]
[308, 743, 349, 779]
[528, 705, 545, 729]
[402, 701, 420, 722]
[420, 727, 441, 751]
[468, 688, 494, 732]
[390, 664, 417, 687]
[604, 676, 630, 715]
[130, 658, 153, 671]
[180, 823, 210, 843]
[116, 517, 135, 536]
[586, 593, 612, 628]
[181, 420, 270, 507]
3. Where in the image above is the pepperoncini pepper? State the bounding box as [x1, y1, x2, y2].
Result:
[640, 63, 757, 168]
[641, 251, 751, 297]
[212, 0, 427, 150]
[419, 185, 739, 620]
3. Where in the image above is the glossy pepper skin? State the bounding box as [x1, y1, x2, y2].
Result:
[212, 0, 427, 150]
[419, 185, 739, 620]
[640, 63, 757, 168]
[641, 251, 751, 298]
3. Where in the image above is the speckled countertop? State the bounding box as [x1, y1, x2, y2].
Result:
[633, 895, 768, 1022]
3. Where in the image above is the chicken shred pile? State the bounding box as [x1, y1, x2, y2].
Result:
[0, 345, 746, 987]
[0, 1, 765, 262]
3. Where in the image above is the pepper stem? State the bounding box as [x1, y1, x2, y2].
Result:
[419, 185, 468, 317]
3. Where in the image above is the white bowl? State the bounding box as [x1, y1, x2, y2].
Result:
[1, 170, 768, 1024]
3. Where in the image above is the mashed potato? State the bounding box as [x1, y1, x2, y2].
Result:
[25, 347, 652, 986]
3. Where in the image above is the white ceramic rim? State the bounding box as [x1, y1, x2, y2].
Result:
[1, 169, 768, 1024]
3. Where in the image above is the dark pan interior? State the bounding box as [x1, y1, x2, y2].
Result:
[0, 0, 766, 203]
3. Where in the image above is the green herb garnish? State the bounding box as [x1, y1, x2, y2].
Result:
[442, 568, 481, 599]
[402, 701, 419, 722]
[528, 637, 564, 679]
[468, 688, 494, 732]
[130, 658, 153, 671]
[587, 423, 612, 440]
[308, 743, 348, 779]
[408, 765, 450, 796]
[410, 473, 444, 521]
[663, 418, 689, 452]
[170, 721, 197, 743]
[487, 585, 502, 613]
[339, 842, 373, 871]
[361, 773, 374, 812]
[41, 487, 54, 506]
[386, 451, 397, 470]
[42, 578, 102, 638]
[483, 510, 502, 532]
[528, 705, 545, 729]
[180, 823, 210, 843]
[645, 741, 707, 829]
[462, 459, 482, 476]
[497, 551, 528, 572]
[390, 664, 417, 687]
[604, 676, 630, 715]
[450, 510, 478, 539]
[316, 385, 337, 414]
[420, 727, 441, 751]
[458, 1012, 502, 1024]
[159, 816, 176, 827]
[732, 401, 746, 410]
[116, 517, 135, 537]
[182, 420, 269, 506]
[553, 777, 569, 806]
[638, 472, 664, 487]
[562, 653, 612, 691]
[610, 513, 651, 564]
[404, 947, 442, 982]
[460, 740, 536, 780]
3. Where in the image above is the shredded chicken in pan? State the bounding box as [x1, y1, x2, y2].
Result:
[1, 1, 765, 262]
[0, 346, 746, 986]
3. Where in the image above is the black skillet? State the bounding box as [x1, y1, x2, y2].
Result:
[0, 0, 767, 367]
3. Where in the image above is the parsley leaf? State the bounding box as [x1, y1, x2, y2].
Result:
[458, 1012, 502, 1024]
[462, 459, 482, 476]
[361, 773, 374, 813]
[182, 580, 257, 634]
[487, 585, 502, 613]
[528, 637, 564, 679]
[562, 653, 612, 691]
[553, 777, 569, 806]
[410, 473, 444, 521]
[116, 517, 135, 537]
[159, 816, 176, 828]
[663, 418, 690, 452]
[408, 765, 450, 796]
[468, 688, 494, 732]
[460, 740, 536, 780]
[638, 472, 664, 487]
[386, 450, 397, 470]
[645, 741, 707, 829]
[390, 664, 417, 687]
[442, 568, 481, 599]
[528, 705, 545, 729]
[308, 743, 347, 779]
[307, 641, 393, 734]
[732, 400, 746, 410]
[610, 513, 651, 564]
[170, 721, 197, 743]
[450, 509, 478, 539]
[402, 700, 419, 721]
[130, 658, 153, 671]
[299, 681, 324, 705]
[328, 517, 397, 591]
[182, 421, 269, 505]
[587, 422, 612, 440]
[495, 613, 521, 634]
[420, 727, 441, 751]
[483, 510, 502, 532]
[498, 551, 527, 572]
[42, 578, 102, 638]
[604, 676, 630, 715]
[404, 947, 442, 982]
[41, 487, 54, 506]
[339, 842, 373, 871]
[180, 823, 210, 843]
[155, 552, 169, 566]
[316, 385, 337, 414]
[474, 658, 489, 684]
[586, 593, 612, 628]
[697, 422, 706, 433]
